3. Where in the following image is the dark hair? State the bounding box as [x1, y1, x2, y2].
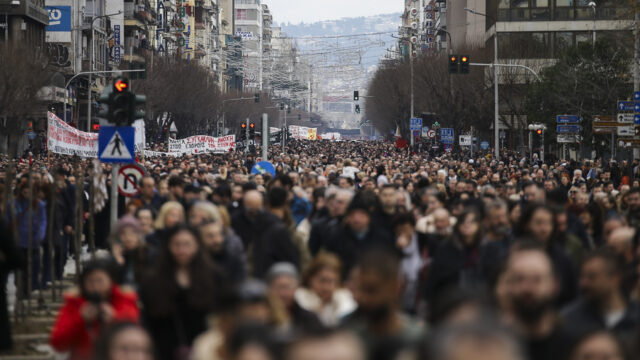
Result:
[168, 175, 185, 188]
[356, 248, 400, 281]
[141, 224, 227, 316]
[580, 249, 623, 277]
[93, 322, 153, 360]
[79, 258, 116, 298]
[267, 187, 289, 208]
[451, 208, 483, 246]
[515, 204, 555, 241]
[228, 323, 277, 359]
[392, 212, 416, 229]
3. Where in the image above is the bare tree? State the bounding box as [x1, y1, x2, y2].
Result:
[0, 44, 51, 156]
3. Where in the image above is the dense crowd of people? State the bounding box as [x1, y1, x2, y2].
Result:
[1, 139, 640, 360]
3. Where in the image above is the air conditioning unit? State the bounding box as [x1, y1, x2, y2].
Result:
[410, 8, 418, 17]
[411, 22, 418, 30]
[410, 36, 418, 44]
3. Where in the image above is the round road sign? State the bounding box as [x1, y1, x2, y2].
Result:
[118, 164, 146, 197]
[427, 130, 436, 138]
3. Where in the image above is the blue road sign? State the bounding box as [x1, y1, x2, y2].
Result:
[444, 144, 453, 153]
[635, 114, 640, 125]
[481, 141, 489, 150]
[440, 128, 454, 144]
[557, 125, 581, 133]
[410, 117, 422, 131]
[618, 101, 634, 112]
[251, 161, 276, 177]
[635, 92, 640, 101]
[99, 126, 135, 163]
[556, 115, 581, 124]
[635, 102, 640, 112]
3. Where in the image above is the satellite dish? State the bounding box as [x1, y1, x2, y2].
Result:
[411, 22, 418, 30]
[410, 36, 418, 44]
[410, 8, 418, 17]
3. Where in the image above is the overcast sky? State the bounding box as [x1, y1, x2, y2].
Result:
[265, 0, 401, 25]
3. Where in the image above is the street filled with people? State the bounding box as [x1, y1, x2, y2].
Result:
[1, 139, 640, 360]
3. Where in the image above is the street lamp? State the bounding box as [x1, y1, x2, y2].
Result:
[85, 11, 122, 131]
[465, 7, 500, 160]
[589, 1, 596, 47]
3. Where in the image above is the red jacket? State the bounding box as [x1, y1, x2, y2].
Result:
[50, 286, 140, 360]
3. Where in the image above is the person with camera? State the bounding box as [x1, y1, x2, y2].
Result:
[50, 259, 140, 360]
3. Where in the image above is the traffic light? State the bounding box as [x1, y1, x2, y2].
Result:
[287, 106, 291, 114]
[92, 122, 100, 132]
[27, 121, 33, 132]
[249, 122, 255, 139]
[111, 78, 132, 126]
[298, 114, 301, 121]
[449, 55, 459, 74]
[280, 103, 284, 110]
[354, 91, 359, 101]
[254, 93, 260, 103]
[460, 55, 469, 74]
[241, 123, 247, 130]
[536, 128, 543, 135]
[355, 104, 361, 114]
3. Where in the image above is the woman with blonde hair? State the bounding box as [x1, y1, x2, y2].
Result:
[145, 201, 185, 247]
[188, 201, 222, 227]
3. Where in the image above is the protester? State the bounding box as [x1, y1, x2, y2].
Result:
[93, 322, 154, 360]
[294, 252, 356, 327]
[50, 259, 140, 360]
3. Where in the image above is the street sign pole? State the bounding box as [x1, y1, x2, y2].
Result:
[262, 113, 268, 161]
[110, 164, 119, 232]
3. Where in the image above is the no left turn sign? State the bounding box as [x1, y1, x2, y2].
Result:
[118, 164, 146, 197]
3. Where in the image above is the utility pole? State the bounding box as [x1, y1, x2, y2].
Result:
[634, 1, 639, 159]
[245, 118, 250, 153]
[410, 43, 415, 148]
[262, 113, 268, 160]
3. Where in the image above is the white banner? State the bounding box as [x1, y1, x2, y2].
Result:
[134, 119, 146, 152]
[168, 135, 236, 155]
[47, 112, 99, 157]
[143, 150, 181, 158]
[289, 125, 318, 140]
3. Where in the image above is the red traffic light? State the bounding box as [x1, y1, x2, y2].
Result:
[92, 124, 100, 131]
[536, 129, 543, 135]
[114, 79, 128, 92]
[450, 56, 457, 62]
[241, 123, 247, 129]
[461, 56, 468, 63]
[250, 123, 255, 128]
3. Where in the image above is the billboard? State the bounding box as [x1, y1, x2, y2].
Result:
[45, 3, 71, 42]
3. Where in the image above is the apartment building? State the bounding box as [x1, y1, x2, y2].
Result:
[234, 0, 262, 90]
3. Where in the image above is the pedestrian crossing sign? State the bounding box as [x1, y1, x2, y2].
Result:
[98, 126, 135, 163]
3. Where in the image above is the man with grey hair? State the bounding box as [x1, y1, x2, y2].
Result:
[267, 262, 321, 331]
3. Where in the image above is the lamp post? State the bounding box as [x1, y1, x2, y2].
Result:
[86, 11, 122, 131]
[465, 8, 500, 160]
[589, 1, 596, 48]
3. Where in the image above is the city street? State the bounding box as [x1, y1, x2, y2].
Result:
[1, 0, 640, 360]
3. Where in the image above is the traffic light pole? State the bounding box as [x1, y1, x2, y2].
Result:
[63, 69, 145, 124]
[110, 164, 119, 235]
[262, 113, 268, 161]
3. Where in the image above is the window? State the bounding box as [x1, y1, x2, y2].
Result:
[236, 9, 247, 20]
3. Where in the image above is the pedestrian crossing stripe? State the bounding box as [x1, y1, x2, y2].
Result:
[100, 130, 133, 160]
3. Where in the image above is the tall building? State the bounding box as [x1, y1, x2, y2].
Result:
[0, 0, 49, 46]
[234, 0, 262, 90]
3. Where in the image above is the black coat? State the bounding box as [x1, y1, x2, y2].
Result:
[561, 299, 640, 350]
[0, 220, 22, 350]
[423, 239, 485, 304]
[324, 223, 396, 279]
[232, 211, 300, 277]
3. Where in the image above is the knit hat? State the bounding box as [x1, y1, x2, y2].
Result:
[266, 262, 299, 284]
[116, 215, 141, 235]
